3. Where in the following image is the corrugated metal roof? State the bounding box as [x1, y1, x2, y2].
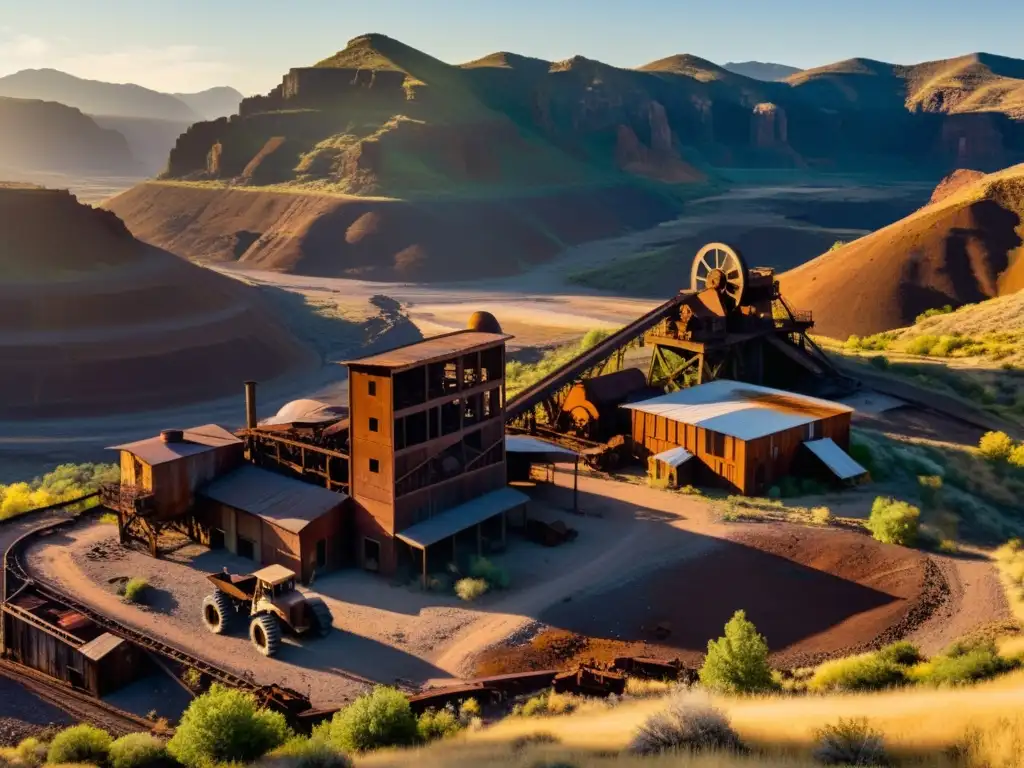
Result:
[621, 379, 852, 441]
[108, 424, 241, 466]
[506, 435, 579, 456]
[651, 446, 694, 468]
[396, 487, 530, 549]
[78, 632, 125, 661]
[343, 330, 512, 372]
[804, 438, 868, 480]
[199, 465, 346, 534]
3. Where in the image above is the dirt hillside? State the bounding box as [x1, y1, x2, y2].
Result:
[778, 164, 1024, 338]
[105, 181, 680, 281]
[0, 186, 315, 419]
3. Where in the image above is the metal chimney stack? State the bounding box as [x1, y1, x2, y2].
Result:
[244, 381, 257, 430]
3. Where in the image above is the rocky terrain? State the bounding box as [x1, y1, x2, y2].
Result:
[0, 184, 315, 419]
[779, 163, 1024, 338]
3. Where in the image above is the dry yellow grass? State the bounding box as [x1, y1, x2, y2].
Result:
[361, 680, 1024, 767]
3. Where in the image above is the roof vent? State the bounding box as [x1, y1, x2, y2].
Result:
[160, 429, 184, 443]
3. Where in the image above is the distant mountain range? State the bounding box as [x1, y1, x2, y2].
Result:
[102, 34, 1024, 284]
[0, 69, 243, 174]
[723, 61, 801, 81]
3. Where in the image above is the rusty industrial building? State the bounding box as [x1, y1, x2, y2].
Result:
[95, 243, 867, 584]
[624, 379, 862, 495]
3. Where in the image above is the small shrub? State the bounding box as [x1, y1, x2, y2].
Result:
[867, 497, 920, 546]
[181, 667, 202, 692]
[869, 355, 889, 370]
[979, 431, 1016, 461]
[47, 725, 113, 766]
[628, 694, 745, 755]
[314, 686, 417, 753]
[260, 739, 352, 768]
[167, 684, 291, 767]
[813, 718, 888, 766]
[766, 485, 781, 499]
[416, 707, 462, 742]
[906, 334, 940, 356]
[778, 477, 800, 498]
[811, 507, 832, 525]
[1009, 444, 1024, 468]
[123, 577, 149, 603]
[809, 654, 906, 692]
[875, 641, 923, 666]
[911, 639, 1016, 686]
[698, 610, 775, 694]
[625, 677, 673, 698]
[454, 577, 489, 601]
[457, 698, 480, 721]
[13, 737, 46, 767]
[99, 512, 119, 525]
[108, 733, 171, 768]
[467, 557, 509, 589]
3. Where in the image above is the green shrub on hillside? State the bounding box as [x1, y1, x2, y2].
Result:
[47, 725, 112, 766]
[867, 497, 920, 546]
[0, 462, 117, 521]
[875, 641, 924, 666]
[259, 738, 352, 768]
[13, 736, 47, 766]
[167, 684, 290, 768]
[813, 718, 888, 766]
[108, 733, 172, 768]
[916, 305, 956, 324]
[698, 610, 776, 694]
[416, 707, 462, 742]
[505, 330, 612, 399]
[808, 653, 906, 692]
[911, 643, 1015, 686]
[979, 431, 1015, 461]
[314, 686, 418, 753]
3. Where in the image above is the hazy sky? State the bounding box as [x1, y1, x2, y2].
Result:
[1, 0, 1021, 94]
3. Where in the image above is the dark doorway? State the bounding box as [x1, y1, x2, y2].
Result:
[210, 528, 225, 549]
[363, 538, 380, 572]
[237, 537, 255, 560]
[68, 667, 85, 689]
[316, 539, 327, 569]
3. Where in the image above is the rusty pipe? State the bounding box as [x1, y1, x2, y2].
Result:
[244, 381, 257, 430]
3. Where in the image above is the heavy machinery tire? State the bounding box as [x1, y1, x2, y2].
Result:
[307, 597, 333, 638]
[250, 614, 281, 657]
[201, 592, 235, 635]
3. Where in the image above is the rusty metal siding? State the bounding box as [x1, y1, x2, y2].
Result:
[2, 611, 86, 688]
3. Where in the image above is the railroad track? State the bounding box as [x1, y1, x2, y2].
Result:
[0, 658, 154, 736]
[3, 512, 317, 720]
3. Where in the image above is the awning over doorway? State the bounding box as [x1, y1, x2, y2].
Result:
[396, 487, 530, 549]
[804, 438, 868, 480]
[651, 446, 695, 468]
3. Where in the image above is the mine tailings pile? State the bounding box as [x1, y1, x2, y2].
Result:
[0, 185, 315, 420]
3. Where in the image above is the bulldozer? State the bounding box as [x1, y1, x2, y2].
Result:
[201, 564, 333, 656]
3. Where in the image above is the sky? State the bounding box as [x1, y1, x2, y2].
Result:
[0, 0, 1022, 95]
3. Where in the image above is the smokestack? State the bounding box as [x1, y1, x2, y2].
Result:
[244, 381, 257, 430]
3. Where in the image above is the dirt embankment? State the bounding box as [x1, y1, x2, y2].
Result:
[476, 523, 951, 674]
[105, 182, 682, 282]
[0, 187, 315, 420]
[778, 164, 1024, 338]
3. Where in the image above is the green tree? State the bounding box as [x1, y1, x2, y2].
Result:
[314, 686, 418, 753]
[167, 684, 291, 768]
[698, 610, 775, 694]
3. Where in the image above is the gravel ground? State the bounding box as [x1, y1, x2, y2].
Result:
[0, 678, 71, 747]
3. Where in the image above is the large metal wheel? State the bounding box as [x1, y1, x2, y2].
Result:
[307, 597, 333, 638]
[201, 591, 235, 635]
[250, 614, 281, 657]
[690, 242, 747, 308]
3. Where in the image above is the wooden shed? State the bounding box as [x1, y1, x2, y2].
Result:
[1, 591, 145, 696]
[623, 379, 865, 495]
[196, 464, 347, 584]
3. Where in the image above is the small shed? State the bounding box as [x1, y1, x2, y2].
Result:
[197, 464, 347, 583]
[647, 446, 694, 489]
[79, 632, 145, 697]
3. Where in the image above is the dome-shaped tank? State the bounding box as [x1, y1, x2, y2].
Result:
[467, 310, 502, 334]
